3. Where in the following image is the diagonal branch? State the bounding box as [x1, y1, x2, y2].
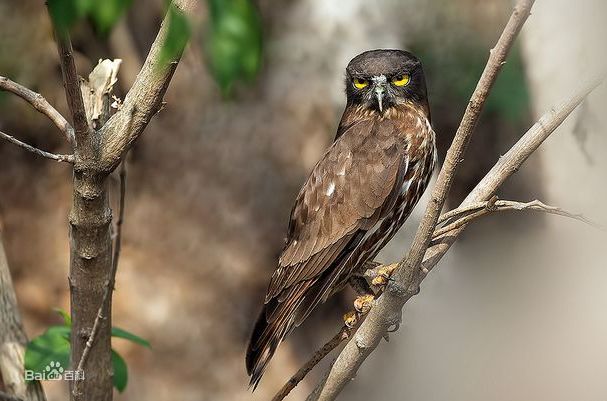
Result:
[272, 326, 354, 401]
[0, 76, 75, 146]
[0, 130, 74, 163]
[309, 1, 536, 399]
[421, 76, 603, 274]
[50, 27, 90, 156]
[98, 0, 197, 172]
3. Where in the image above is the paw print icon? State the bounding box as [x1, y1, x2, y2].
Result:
[44, 361, 65, 380]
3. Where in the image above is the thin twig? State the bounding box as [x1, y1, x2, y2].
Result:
[74, 160, 127, 378]
[434, 199, 601, 237]
[0, 76, 75, 146]
[309, 2, 535, 400]
[272, 326, 353, 401]
[0, 130, 74, 163]
[437, 197, 498, 225]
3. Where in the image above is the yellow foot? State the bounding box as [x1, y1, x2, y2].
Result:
[353, 294, 375, 314]
[343, 311, 358, 328]
[371, 263, 399, 287]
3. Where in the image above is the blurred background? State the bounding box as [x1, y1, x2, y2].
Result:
[0, 0, 606, 400]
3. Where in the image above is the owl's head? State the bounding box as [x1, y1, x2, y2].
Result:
[345, 49, 429, 114]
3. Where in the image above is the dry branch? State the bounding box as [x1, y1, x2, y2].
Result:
[0, 130, 74, 163]
[0, 231, 47, 401]
[433, 199, 600, 237]
[0, 76, 75, 145]
[310, 1, 535, 399]
[272, 326, 353, 401]
[421, 76, 603, 274]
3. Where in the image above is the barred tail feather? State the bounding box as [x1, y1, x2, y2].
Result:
[246, 283, 308, 389]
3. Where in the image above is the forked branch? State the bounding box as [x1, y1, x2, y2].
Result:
[99, 0, 197, 171]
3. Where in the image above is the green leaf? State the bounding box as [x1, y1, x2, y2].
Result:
[25, 326, 71, 379]
[111, 349, 128, 392]
[111, 327, 151, 348]
[88, 0, 133, 36]
[54, 308, 72, 326]
[204, 0, 263, 95]
[158, 3, 192, 67]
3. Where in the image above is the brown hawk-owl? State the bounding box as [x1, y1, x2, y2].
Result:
[246, 49, 437, 387]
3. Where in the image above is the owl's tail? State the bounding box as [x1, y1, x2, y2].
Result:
[246, 282, 310, 389]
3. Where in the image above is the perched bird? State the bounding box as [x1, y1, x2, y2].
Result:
[246, 49, 437, 388]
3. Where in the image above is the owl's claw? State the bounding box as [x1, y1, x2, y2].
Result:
[370, 263, 399, 287]
[343, 311, 358, 328]
[353, 294, 375, 314]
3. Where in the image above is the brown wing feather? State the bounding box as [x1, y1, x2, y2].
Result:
[267, 119, 408, 298]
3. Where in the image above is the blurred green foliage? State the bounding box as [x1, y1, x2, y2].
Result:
[47, 0, 132, 37]
[87, 0, 134, 36]
[25, 309, 150, 392]
[204, 0, 263, 95]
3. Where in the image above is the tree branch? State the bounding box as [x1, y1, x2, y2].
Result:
[0, 130, 74, 163]
[433, 198, 600, 237]
[0, 229, 47, 401]
[309, 1, 535, 399]
[421, 76, 603, 274]
[50, 27, 90, 157]
[98, 0, 197, 172]
[0, 76, 75, 146]
[272, 326, 353, 401]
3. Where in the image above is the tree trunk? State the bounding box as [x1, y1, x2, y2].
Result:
[68, 168, 113, 400]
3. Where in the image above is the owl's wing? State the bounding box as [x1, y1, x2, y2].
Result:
[265, 118, 409, 301]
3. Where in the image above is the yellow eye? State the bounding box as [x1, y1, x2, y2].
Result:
[392, 74, 410, 87]
[353, 78, 368, 89]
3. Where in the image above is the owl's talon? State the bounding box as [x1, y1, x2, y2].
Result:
[343, 311, 358, 328]
[354, 294, 375, 314]
[371, 263, 399, 287]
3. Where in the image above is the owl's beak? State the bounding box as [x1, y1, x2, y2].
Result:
[375, 86, 385, 113]
[371, 75, 388, 113]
